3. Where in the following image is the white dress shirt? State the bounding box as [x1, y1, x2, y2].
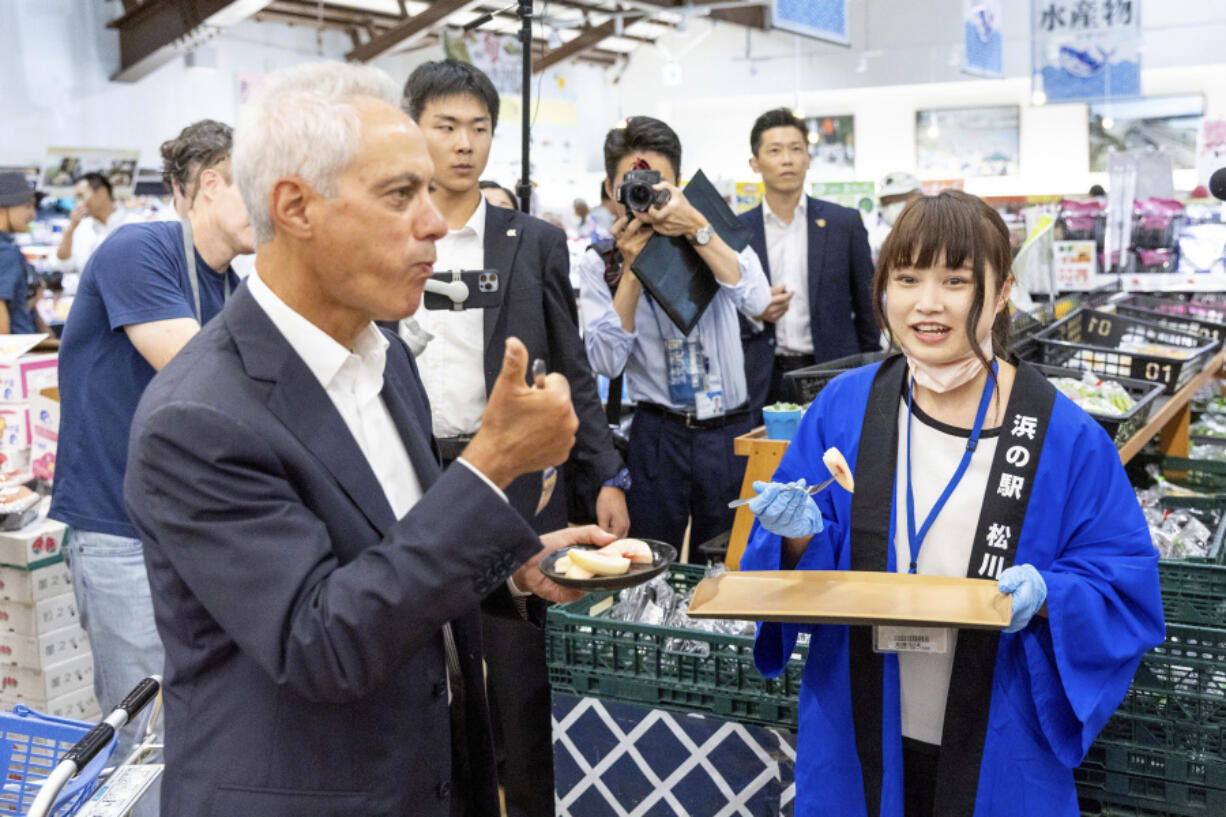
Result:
[764, 199, 813, 356]
[247, 270, 424, 516]
[409, 196, 488, 437]
[55, 208, 134, 274]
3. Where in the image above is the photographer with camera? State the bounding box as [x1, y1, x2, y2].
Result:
[580, 116, 771, 559]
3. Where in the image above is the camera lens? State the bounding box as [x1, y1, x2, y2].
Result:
[627, 184, 651, 210]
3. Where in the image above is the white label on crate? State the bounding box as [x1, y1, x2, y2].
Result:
[75, 765, 163, 817]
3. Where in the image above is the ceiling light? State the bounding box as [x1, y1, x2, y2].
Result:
[1031, 90, 1047, 106]
[1101, 116, 1115, 130]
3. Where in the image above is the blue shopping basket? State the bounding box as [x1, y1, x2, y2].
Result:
[0, 705, 116, 817]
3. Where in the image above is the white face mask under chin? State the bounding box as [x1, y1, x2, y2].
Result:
[900, 333, 995, 394]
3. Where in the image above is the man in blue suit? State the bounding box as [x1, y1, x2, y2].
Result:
[739, 108, 879, 411]
[123, 61, 612, 817]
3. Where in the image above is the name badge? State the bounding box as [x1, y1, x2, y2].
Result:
[694, 389, 725, 420]
[664, 337, 705, 407]
[873, 626, 950, 654]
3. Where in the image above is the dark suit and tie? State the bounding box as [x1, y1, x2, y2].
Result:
[738, 196, 879, 412]
[410, 198, 623, 817]
[474, 201, 622, 528]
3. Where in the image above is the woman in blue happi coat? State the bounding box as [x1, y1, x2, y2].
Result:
[740, 190, 1164, 817]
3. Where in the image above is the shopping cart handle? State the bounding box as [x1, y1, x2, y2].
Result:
[61, 723, 115, 770]
[117, 676, 161, 720]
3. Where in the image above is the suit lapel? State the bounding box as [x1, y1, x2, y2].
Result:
[379, 344, 442, 491]
[228, 287, 397, 535]
[482, 205, 524, 358]
[807, 197, 829, 351]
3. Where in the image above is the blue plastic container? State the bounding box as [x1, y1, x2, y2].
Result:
[762, 407, 803, 441]
[0, 704, 118, 816]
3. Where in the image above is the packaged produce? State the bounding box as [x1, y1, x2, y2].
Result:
[608, 563, 756, 656]
[1048, 372, 1135, 417]
[1191, 415, 1226, 438]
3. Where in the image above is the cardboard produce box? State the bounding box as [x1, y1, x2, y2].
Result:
[0, 623, 89, 669]
[30, 387, 56, 483]
[687, 570, 1012, 629]
[0, 651, 92, 702]
[0, 335, 57, 404]
[0, 592, 77, 636]
[0, 561, 72, 604]
[1, 683, 99, 721]
[0, 517, 66, 570]
[0, 405, 30, 448]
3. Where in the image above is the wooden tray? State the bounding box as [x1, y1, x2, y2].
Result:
[687, 570, 1012, 630]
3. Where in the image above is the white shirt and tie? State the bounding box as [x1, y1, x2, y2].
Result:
[763, 200, 814, 356]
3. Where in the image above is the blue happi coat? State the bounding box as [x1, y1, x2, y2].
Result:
[740, 358, 1165, 817]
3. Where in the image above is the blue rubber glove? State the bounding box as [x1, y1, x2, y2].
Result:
[747, 479, 824, 539]
[998, 563, 1048, 634]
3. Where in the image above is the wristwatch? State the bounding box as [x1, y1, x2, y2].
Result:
[689, 223, 713, 247]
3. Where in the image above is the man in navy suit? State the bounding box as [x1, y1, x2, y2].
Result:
[739, 108, 879, 411]
[123, 61, 613, 817]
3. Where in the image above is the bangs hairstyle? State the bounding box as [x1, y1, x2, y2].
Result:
[872, 189, 1013, 372]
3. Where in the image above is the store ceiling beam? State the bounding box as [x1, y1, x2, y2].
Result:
[474, 4, 659, 45]
[107, 0, 272, 82]
[534, 13, 643, 73]
[346, 0, 482, 61]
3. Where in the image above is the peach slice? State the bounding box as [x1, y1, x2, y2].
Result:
[822, 447, 855, 493]
[565, 564, 595, 580]
[568, 547, 631, 576]
[600, 538, 654, 564]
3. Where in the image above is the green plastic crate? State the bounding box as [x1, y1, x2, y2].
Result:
[544, 564, 806, 729]
[1078, 786, 1226, 817]
[1114, 623, 1226, 728]
[1162, 457, 1226, 496]
[1157, 561, 1226, 627]
[1080, 740, 1226, 789]
[1099, 712, 1223, 758]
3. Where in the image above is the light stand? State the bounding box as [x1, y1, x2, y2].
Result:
[515, 0, 533, 214]
[463, 1, 535, 215]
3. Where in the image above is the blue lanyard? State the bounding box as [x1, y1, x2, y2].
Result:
[904, 362, 996, 574]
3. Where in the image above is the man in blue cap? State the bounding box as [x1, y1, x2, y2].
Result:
[0, 172, 40, 335]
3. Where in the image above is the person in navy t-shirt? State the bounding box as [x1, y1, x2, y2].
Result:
[48, 122, 250, 817]
[0, 172, 41, 335]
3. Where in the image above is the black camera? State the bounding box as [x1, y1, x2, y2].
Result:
[617, 169, 670, 215]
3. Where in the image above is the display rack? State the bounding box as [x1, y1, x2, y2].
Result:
[1118, 348, 1226, 464]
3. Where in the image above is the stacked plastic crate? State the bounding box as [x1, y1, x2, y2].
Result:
[1076, 513, 1226, 816]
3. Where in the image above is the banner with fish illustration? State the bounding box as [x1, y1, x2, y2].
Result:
[963, 1, 1003, 79]
[1031, 0, 1140, 103]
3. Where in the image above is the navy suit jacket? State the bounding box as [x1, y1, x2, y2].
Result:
[124, 284, 541, 817]
[738, 196, 878, 412]
[479, 204, 622, 530]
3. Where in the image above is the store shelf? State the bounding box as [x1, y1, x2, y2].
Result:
[1118, 349, 1226, 464]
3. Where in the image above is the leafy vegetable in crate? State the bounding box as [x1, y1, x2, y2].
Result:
[1048, 373, 1135, 417]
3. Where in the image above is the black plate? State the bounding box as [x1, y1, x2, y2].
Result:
[539, 539, 677, 591]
